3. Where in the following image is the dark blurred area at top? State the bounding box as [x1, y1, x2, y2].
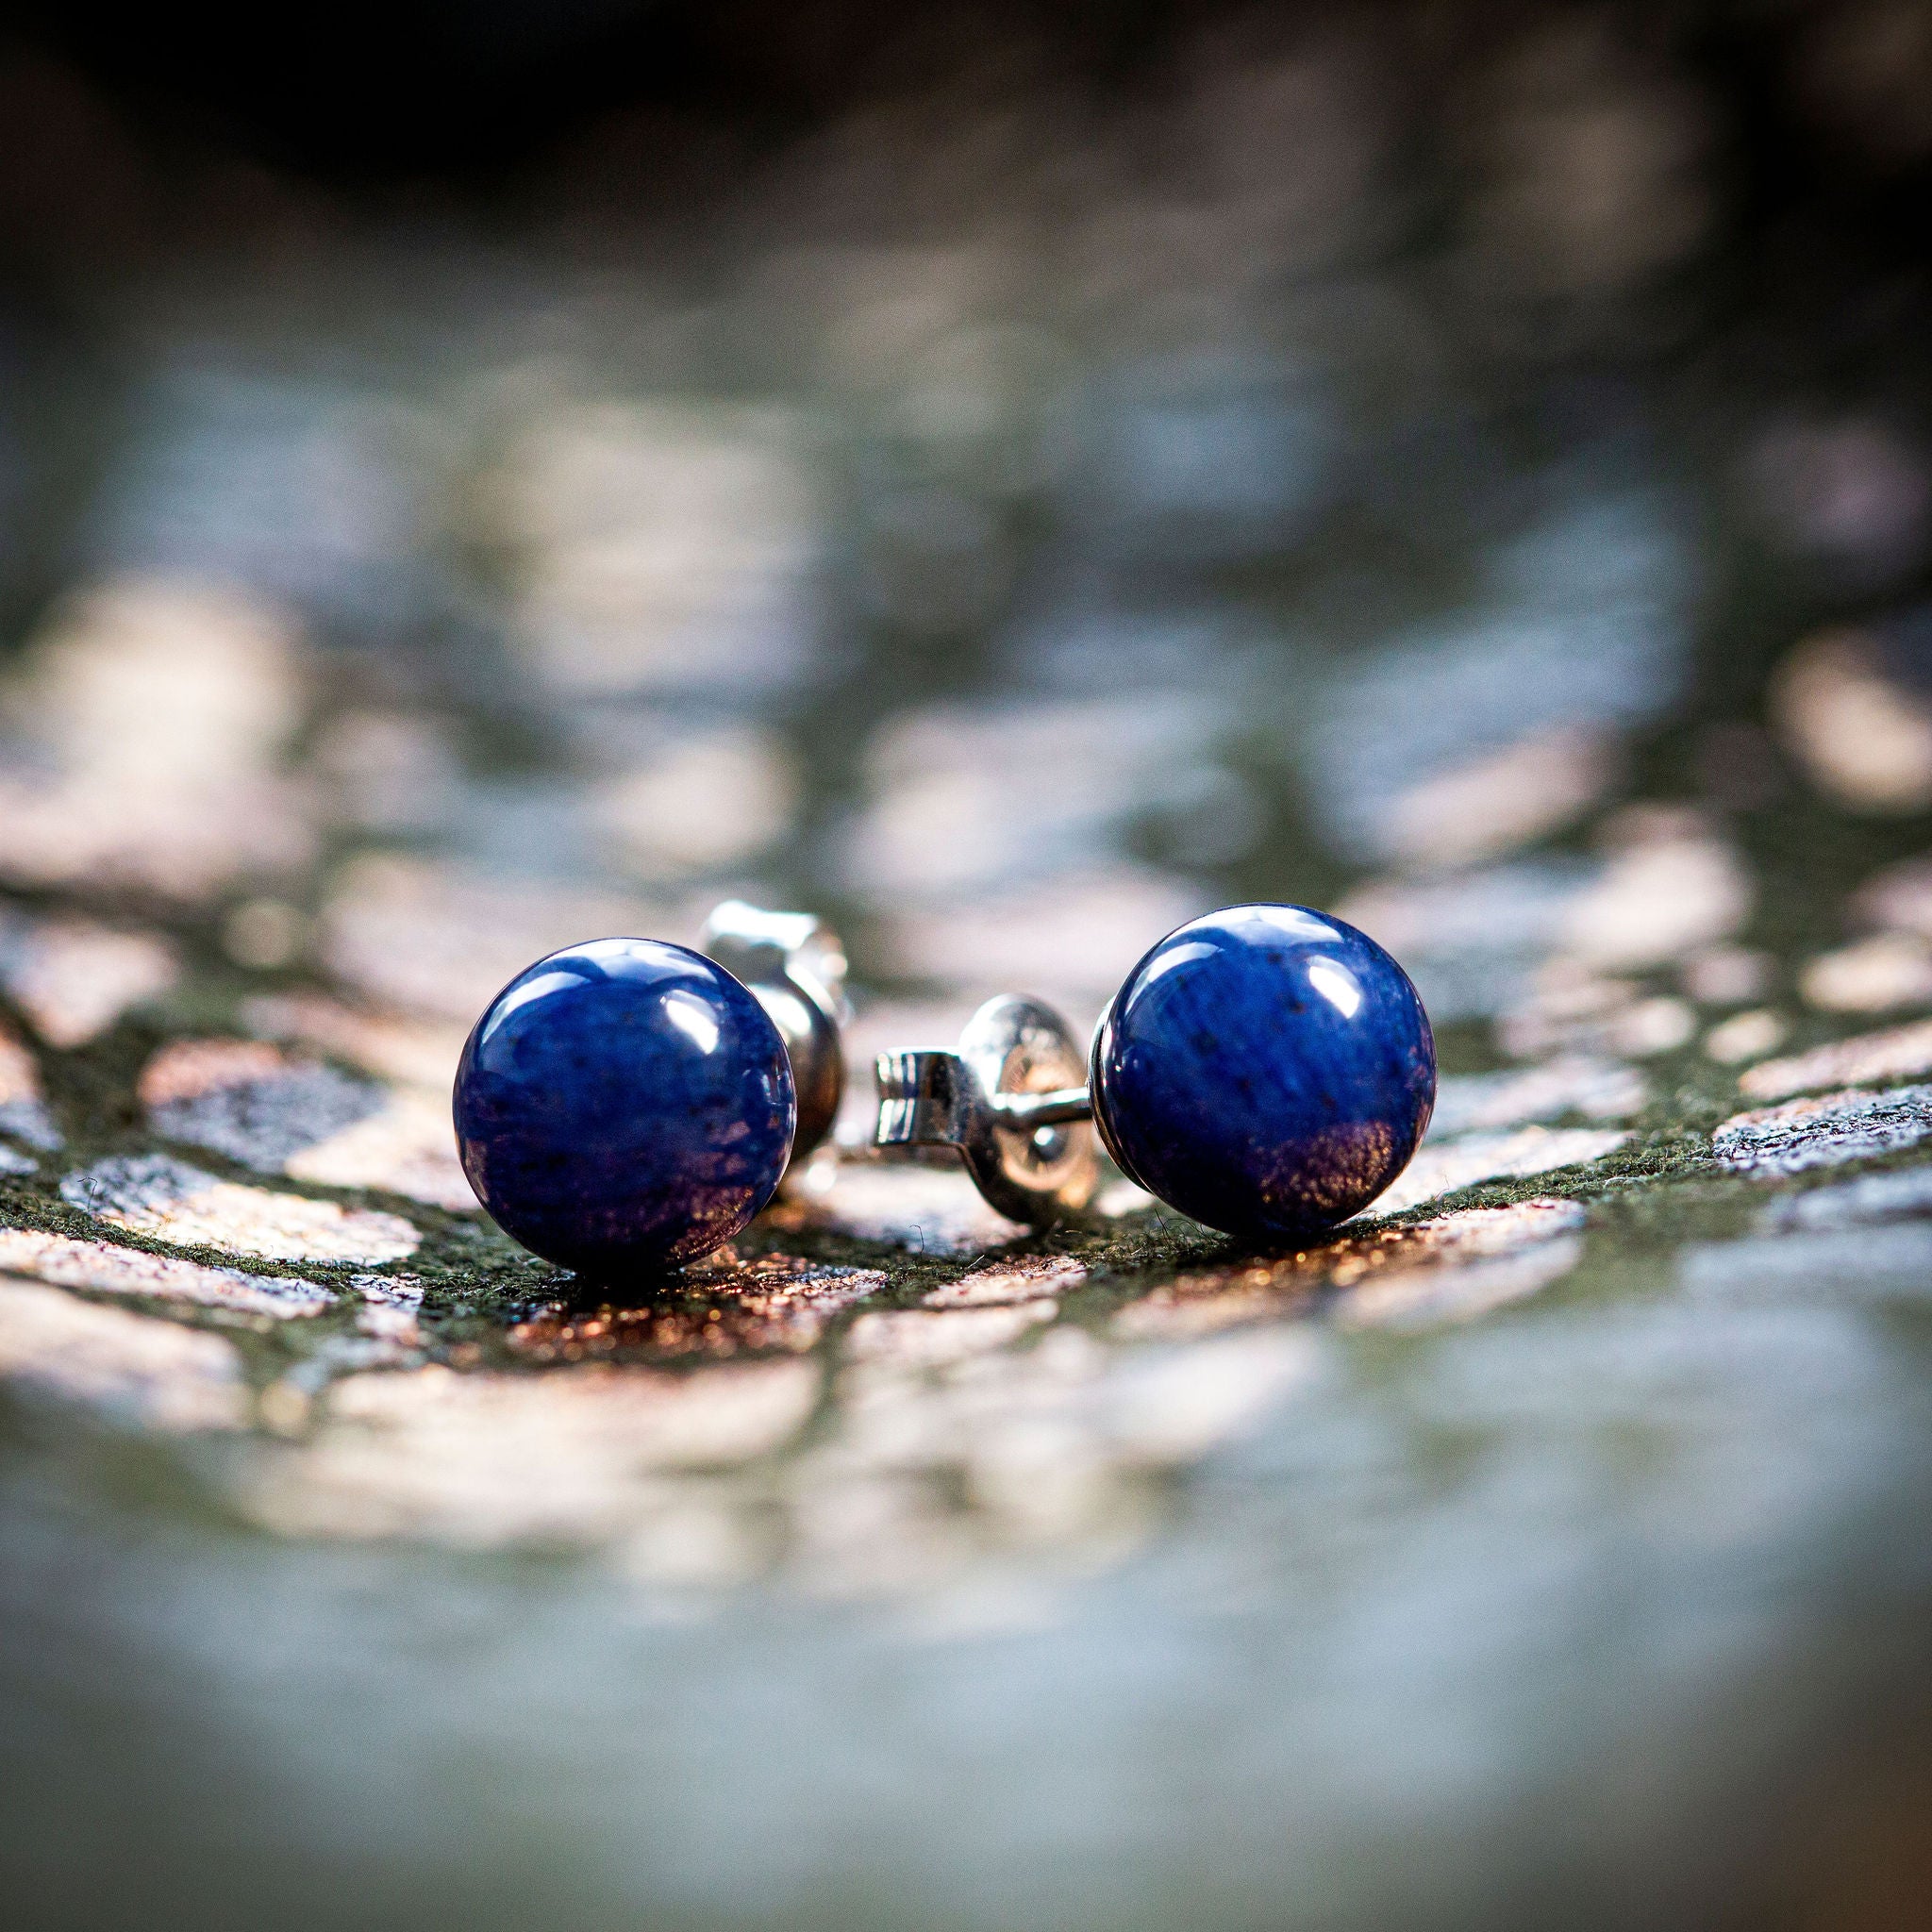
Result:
[17, 3, 1172, 188]
[8, 1, 791, 182]
[8, 1, 1932, 229]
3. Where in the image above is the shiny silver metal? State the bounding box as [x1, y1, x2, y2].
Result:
[874, 994, 1099, 1225]
[701, 900, 851, 1167]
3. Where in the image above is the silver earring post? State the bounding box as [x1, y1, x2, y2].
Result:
[701, 900, 851, 1168]
[874, 995, 1098, 1225]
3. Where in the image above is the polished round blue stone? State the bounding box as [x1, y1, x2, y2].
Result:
[1091, 904, 1435, 1243]
[454, 939, 794, 1276]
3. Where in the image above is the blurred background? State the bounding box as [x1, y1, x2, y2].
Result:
[1, 3, 1932, 1928]
[0, 0, 1924, 1040]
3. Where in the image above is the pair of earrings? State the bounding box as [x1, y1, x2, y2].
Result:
[453, 899, 1437, 1275]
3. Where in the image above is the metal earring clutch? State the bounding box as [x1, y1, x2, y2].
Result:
[697, 899, 851, 1171]
[874, 994, 1103, 1227]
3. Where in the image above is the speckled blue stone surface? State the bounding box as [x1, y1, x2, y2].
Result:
[1091, 904, 1435, 1243]
[454, 939, 794, 1275]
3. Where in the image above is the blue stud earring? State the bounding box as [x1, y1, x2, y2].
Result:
[875, 903, 1436, 1243]
[454, 903, 848, 1275]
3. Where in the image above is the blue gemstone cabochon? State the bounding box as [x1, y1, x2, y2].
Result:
[1091, 904, 1436, 1243]
[454, 939, 795, 1275]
